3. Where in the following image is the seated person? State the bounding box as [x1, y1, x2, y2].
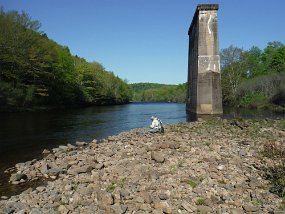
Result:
[149, 116, 164, 133]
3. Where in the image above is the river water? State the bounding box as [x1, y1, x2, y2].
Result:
[0, 102, 284, 196]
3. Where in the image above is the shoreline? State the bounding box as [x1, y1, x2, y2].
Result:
[1, 118, 285, 213]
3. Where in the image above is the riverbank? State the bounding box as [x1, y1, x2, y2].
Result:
[1, 118, 285, 213]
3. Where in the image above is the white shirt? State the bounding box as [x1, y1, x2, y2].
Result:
[150, 118, 161, 129]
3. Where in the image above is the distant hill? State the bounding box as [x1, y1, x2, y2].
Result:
[129, 83, 187, 103]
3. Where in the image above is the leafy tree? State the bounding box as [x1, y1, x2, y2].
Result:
[0, 8, 131, 109]
[220, 46, 246, 105]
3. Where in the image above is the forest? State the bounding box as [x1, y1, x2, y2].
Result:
[130, 83, 186, 103]
[0, 8, 132, 111]
[220, 42, 285, 110]
[131, 42, 285, 111]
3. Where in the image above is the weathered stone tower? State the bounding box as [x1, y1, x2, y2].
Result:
[187, 4, 223, 114]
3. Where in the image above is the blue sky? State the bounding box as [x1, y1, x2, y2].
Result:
[1, 0, 285, 84]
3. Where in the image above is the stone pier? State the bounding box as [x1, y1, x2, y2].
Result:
[186, 4, 223, 115]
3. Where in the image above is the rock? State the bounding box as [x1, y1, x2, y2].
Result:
[152, 209, 163, 214]
[231, 208, 245, 214]
[120, 189, 131, 198]
[217, 165, 225, 170]
[71, 192, 82, 206]
[242, 204, 258, 212]
[159, 192, 169, 200]
[197, 205, 212, 213]
[41, 162, 50, 174]
[36, 186, 46, 192]
[1, 207, 14, 214]
[67, 165, 93, 175]
[98, 191, 114, 205]
[273, 211, 285, 214]
[58, 205, 69, 214]
[67, 143, 76, 149]
[151, 151, 165, 163]
[42, 149, 50, 154]
[58, 145, 69, 150]
[111, 204, 128, 214]
[9, 173, 27, 182]
[15, 210, 27, 214]
[139, 204, 152, 212]
[48, 167, 61, 176]
[181, 200, 196, 212]
[75, 141, 87, 146]
[95, 163, 104, 169]
[154, 202, 172, 213]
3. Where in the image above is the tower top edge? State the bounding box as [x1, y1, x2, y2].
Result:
[188, 4, 219, 35]
[197, 4, 219, 11]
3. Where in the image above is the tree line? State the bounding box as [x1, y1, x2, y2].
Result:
[0, 8, 132, 110]
[130, 83, 186, 103]
[221, 41, 285, 109]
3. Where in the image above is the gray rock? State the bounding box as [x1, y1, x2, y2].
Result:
[42, 149, 50, 154]
[111, 204, 128, 214]
[197, 205, 212, 213]
[97, 191, 114, 205]
[67, 143, 76, 149]
[75, 141, 87, 146]
[231, 208, 244, 214]
[95, 163, 104, 169]
[243, 204, 258, 212]
[181, 200, 196, 212]
[120, 189, 131, 198]
[15, 210, 27, 214]
[67, 165, 93, 175]
[58, 205, 69, 214]
[58, 145, 69, 151]
[48, 167, 62, 176]
[159, 192, 169, 200]
[1, 207, 14, 214]
[139, 204, 152, 212]
[151, 151, 165, 163]
[9, 173, 27, 182]
[41, 162, 50, 174]
[273, 211, 285, 214]
[152, 208, 164, 214]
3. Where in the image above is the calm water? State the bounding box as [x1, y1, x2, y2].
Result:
[0, 102, 284, 196]
[0, 103, 186, 172]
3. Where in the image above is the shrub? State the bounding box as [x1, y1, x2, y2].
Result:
[239, 94, 269, 109]
[262, 141, 285, 198]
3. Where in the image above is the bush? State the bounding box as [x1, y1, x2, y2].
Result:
[262, 141, 285, 198]
[239, 94, 269, 109]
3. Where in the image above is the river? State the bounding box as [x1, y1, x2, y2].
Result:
[0, 102, 284, 196]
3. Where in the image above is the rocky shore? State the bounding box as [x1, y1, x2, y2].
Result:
[0, 118, 285, 214]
